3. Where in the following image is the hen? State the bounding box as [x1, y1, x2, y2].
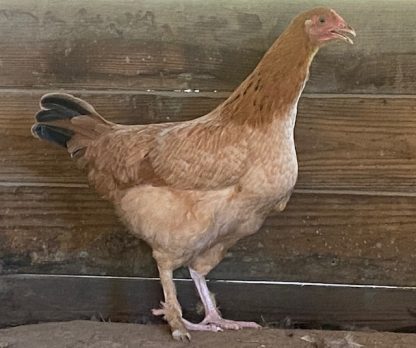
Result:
[31, 7, 355, 341]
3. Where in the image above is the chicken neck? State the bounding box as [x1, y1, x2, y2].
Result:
[219, 19, 319, 128]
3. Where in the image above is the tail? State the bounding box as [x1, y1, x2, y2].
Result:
[31, 93, 113, 164]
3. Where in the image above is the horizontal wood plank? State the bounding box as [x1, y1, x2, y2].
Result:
[296, 96, 416, 192]
[1, 0, 416, 293]
[0, 0, 414, 93]
[1, 91, 416, 192]
[2, 186, 416, 286]
[3, 274, 416, 332]
[0, 91, 222, 185]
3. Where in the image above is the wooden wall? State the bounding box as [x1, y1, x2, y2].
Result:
[1, 0, 416, 291]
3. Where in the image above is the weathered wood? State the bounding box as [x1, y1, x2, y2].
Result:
[296, 96, 416, 193]
[0, 0, 414, 93]
[1, 0, 415, 310]
[2, 91, 416, 193]
[2, 185, 416, 286]
[0, 91, 222, 185]
[0, 185, 155, 277]
[3, 274, 416, 332]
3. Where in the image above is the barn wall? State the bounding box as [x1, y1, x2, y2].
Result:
[1, 0, 416, 289]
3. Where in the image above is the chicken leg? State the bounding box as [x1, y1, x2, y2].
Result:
[152, 265, 223, 340]
[151, 267, 191, 341]
[189, 268, 261, 330]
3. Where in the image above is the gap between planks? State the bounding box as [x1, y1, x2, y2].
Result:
[4, 274, 416, 291]
[1, 181, 416, 198]
[3, 88, 414, 198]
[0, 88, 416, 99]
[4, 273, 416, 332]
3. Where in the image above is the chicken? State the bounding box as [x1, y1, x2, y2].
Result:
[31, 7, 355, 341]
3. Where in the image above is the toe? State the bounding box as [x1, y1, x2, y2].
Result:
[183, 318, 223, 332]
[209, 324, 223, 332]
[203, 316, 262, 330]
[152, 301, 167, 317]
[172, 329, 191, 341]
[151, 308, 165, 316]
[238, 321, 262, 329]
[221, 321, 241, 330]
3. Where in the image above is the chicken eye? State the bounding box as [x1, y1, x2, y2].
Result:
[319, 16, 326, 23]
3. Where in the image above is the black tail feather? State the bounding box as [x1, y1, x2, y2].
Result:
[35, 108, 78, 123]
[31, 124, 74, 148]
[40, 94, 92, 116]
[32, 93, 110, 153]
[35, 94, 91, 123]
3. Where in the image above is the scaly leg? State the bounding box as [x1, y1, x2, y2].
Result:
[189, 267, 261, 330]
[152, 266, 222, 339]
[152, 267, 191, 341]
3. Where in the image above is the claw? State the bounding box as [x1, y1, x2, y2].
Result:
[172, 329, 191, 341]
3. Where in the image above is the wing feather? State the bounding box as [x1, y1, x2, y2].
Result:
[149, 121, 248, 190]
[84, 119, 249, 198]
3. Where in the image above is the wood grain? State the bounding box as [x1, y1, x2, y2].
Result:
[2, 185, 416, 286]
[1, 0, 416, 305]
[0, 91, 221, 185]
[3, 274, 416, 332]
[0, 185, 155, 277]
[296, 96, 416, 193]
[0, 0, 414, 93]
[2, 91, 416, 193]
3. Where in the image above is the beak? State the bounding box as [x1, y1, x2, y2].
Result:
[331, 25, 356, 44]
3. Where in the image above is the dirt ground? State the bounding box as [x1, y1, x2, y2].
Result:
[1, 321, 416, 348]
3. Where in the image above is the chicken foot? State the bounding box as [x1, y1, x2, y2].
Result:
[152, 267, 191, 341]
[189, 267, 261, 330]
